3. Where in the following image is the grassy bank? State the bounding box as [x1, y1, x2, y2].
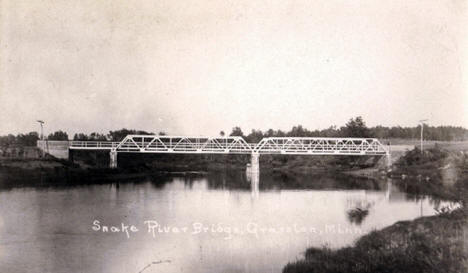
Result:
[284, 209, 467, 273]
[284, 147, 468, 273]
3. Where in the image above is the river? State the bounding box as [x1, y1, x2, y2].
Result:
[0, 171, 453, 273]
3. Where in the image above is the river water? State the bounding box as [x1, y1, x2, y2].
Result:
[0, 171, 453, 273]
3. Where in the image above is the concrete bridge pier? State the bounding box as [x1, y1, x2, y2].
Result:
[250, 153, 260, 173]
[246, 153, 260, 198]
[110, 150, 118, 168]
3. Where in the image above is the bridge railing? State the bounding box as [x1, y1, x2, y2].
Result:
[70, 141, 119, 149]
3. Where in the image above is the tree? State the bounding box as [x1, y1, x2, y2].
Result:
[107, 129, 154, 141]
[73, 133, 89, 141]
[341, 117, 373, 138]
[371, 125, 390, 139]
[246, 129, 264, 143]
[265, 129, 275, 137]
[89, 132, 107, 141]
[73, 132, 107, 141]
[0, 134, 16, 147]
[229, 126, 244, 137]
[287, 125, 309, 137]
[48, 130, 69, 140]
[275, 130, 286, 137]
[0, 133, 39, 147]
[16, 132, 39, 146]
[321, 126, 339, 137]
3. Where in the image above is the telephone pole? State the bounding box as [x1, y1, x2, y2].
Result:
[36, 120, 45, 140]
[418, 119, 428, 153]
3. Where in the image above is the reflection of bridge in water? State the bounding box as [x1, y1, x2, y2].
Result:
[244, 174, 454, 221]
[68, 135, 390, 169]
[246, 171, 395, 202]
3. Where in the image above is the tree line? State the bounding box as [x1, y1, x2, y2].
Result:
[229, 117, 468, 143]
[0, 129, 167, 147]
[1, 117, 467, 147]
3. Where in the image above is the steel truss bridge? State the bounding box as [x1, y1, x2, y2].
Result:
[70, 135, 388, 155]
[69, 135, 389, 169]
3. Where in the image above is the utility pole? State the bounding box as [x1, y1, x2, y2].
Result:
[36, 120, 45, 140]
[36, 120, 46, 157]
[418, 119, 428, 153]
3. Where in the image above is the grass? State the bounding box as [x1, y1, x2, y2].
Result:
[284, 210, 467, 273]
[284, 147, 468, 273]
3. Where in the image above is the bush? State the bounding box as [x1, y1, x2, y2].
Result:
[396, 147, 449, 167]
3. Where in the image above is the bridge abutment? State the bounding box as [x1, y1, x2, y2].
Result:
[110, 150, 118, 168]
[69, 149, 74, 163]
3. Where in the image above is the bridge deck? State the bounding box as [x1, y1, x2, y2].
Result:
[69, 135, 389, 156]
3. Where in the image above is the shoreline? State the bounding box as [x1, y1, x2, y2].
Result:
[284, 146, 468, 273]
[0, 155, 384, 185]
[284, 207, 467, 273]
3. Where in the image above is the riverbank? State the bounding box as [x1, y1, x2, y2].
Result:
[284, 208, 467, 273]
[0, 157, 209, 189]
[0, 156, 382, 191]
[284, 147, 468, 273]
[0, 152, 383, 179]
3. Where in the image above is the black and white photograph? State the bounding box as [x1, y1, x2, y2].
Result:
[0, 0, 467, 272]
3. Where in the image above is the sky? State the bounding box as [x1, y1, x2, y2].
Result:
[1, 0, 467, 137]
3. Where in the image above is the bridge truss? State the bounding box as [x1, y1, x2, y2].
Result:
[70, 135, 388, 156]
[116, 135, 252, 153]
[254, 137, 388, 155]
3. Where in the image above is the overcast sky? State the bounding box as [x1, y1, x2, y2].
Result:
[1, 0, 467, 137]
